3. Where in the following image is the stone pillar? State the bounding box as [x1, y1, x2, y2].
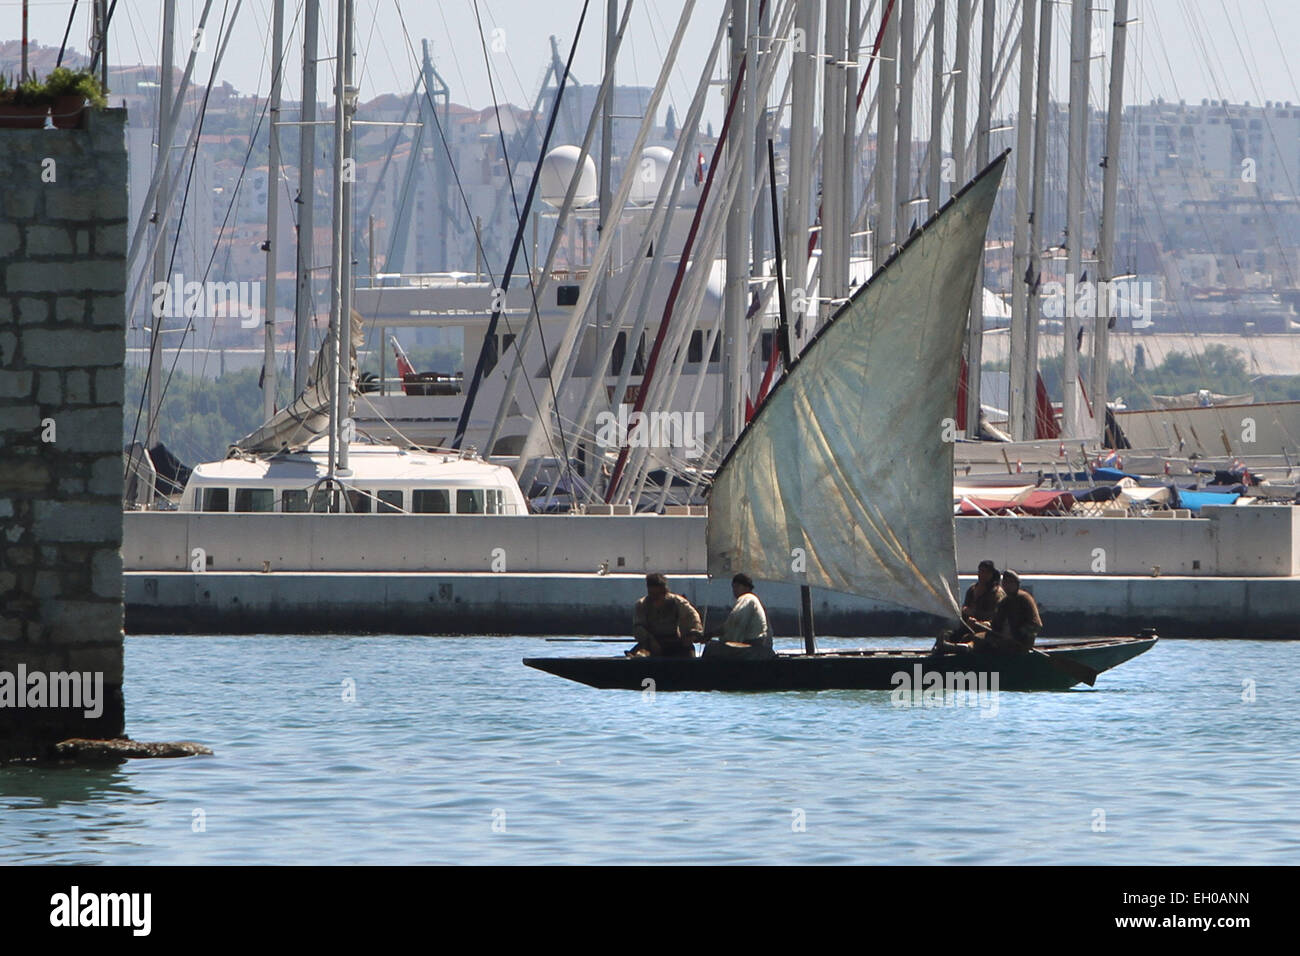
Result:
[0, 108, 128, 761]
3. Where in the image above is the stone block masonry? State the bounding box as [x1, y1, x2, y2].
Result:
[0, 108, 128, 760]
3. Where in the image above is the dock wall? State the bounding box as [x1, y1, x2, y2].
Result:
[123, 571, 1300, 638]
[124, 504, 1300, 576]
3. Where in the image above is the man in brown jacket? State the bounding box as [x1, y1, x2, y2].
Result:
[974, 569, 1042, 654]
[628, 573, 704, 658]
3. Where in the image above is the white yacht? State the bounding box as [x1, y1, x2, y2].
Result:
[178, 439, 529, 515]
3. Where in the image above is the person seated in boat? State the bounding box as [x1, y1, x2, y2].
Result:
[972, 570, 1042, 654]
[932, 559, 1004, 654]
[628, 573, 704, 658]
[701, 573, 774, 659]
[961, 560, 1005, 630]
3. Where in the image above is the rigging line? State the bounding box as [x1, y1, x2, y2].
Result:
[193, 0, 277, 385]
[147, 3, 285, 457]
[268, 0, 309, 234]
[605, 0, 764, 503]
[88, 0, 118, 75]
[159, 1, 258, 398]
[1214, 0, 1300, 286]
[392, 0, 498, 284]
[124, 0, 241, 464]
[479, 0, 543, 116]
[384, 0, 505, 392]
[1138, 5, 1272, 383]
[460, 0, 580, 478]
[56, 0, 80, 68]
[387, 1, 551, 408]
[1262, 1, 1300, 106]
[434, 3, 472, 105]
[390, 0, 566, 469]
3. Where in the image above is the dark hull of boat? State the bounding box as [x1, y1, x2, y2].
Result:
[524, 636, 1157, 692]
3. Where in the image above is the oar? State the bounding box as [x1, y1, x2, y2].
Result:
[960, 622, 1097, 687]
[543, 637, 629, 643]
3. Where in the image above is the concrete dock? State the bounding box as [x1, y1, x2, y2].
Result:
[122, 569, 1300, 638]
[122, 506, 1300, 637]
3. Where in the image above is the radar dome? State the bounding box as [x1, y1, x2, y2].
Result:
[539, 145, 598, 208]
[628, 146, 674, 204]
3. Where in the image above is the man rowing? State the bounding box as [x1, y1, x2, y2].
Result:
[701, 573, 774, 659]
[970, 569, 1042, 654]
[932, 558, 1005, 655]
[627, 573, 704, 658]
[962, 559, 1005, 630]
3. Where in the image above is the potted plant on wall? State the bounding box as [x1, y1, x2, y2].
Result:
[0, 67, 107, 130]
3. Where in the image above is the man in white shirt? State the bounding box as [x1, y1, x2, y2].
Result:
[701, 573, 774, 659]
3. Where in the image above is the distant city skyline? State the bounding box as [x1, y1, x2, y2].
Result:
[11, 1, 1300, 134]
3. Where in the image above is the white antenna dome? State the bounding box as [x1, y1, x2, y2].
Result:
[628, 146, 674, 204]
[539, 145, 598, 208]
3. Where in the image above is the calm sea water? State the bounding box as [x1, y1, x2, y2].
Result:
[1, 635, 1296, 865]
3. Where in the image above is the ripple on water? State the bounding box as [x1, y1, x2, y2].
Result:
[0, 635, 1296, 864]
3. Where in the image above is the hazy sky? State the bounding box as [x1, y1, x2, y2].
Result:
[16, 1, 1300, 127]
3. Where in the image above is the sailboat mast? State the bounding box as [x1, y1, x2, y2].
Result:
[338, 0, 356, 476]
[1024, 0, 1052, 439]
[926, 0, 945, 218]
[722, 0, 750, 446]
[876, 4, 898, 260]
[294, 0, 320, 394]
[326, 0, 350, 488]
[952, 0, 969, 184]
[263, 0, 285, 423]
[1063, 0, 1090, 437]
[821, 0, 846, 325]
[801, 585, 816, 655]
[597, 0, 616, 431]
[786, 0, 817, 352]
[146, 1, 176, 450]
[1008, 0, 1037, 440]
[1094, 0, 1129, 443]
[750, 0, 770, 287]
[964, 0, 993, 439]
[892, 0, 913, 246]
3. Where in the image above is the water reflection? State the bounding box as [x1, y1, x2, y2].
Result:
[0, 764, 142, 808]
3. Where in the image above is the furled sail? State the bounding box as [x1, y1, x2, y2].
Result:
[707, 153, 1008, 620]
[232, 309, 364, 455]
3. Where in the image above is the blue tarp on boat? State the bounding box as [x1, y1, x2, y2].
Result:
[1174, 488, 1241, 512]
[1091, 466, 1140, 483]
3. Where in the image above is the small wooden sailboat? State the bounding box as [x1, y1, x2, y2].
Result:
[525, 153, 1157, 692]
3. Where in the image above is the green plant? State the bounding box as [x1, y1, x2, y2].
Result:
[3, 67, 107, 108]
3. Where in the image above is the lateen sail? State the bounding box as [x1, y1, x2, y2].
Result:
[707, 153, 1008, 620]
[232, 309, 364, 455]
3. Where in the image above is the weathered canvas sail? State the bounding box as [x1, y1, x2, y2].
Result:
[707, 153, 1008, 620]
[232, 310, 364, 455]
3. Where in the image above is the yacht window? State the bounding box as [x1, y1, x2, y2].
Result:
[346, 490, 373, 514]
[310, 489, 333, 513]
[688, 330, 721, 364]
[486, 488, 502, 514]
[377, 490, 404, 513]
[456, 489, 486, 514]
[201, 487, 230, 512]
[234, 488, 275, 513]
[282, 489, 309, 513]
[413, 489, 450, 513]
